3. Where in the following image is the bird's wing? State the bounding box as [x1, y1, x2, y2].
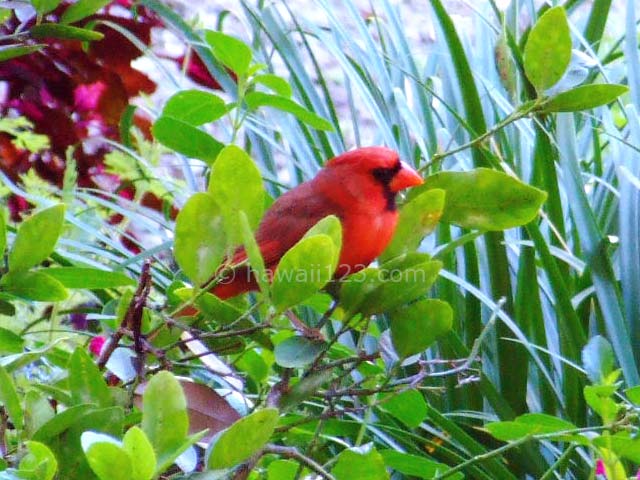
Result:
[229, 182, 341, 269]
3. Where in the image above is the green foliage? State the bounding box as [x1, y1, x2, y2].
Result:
[0, 0, 637, 478]
[8, 204, 64, 271]
[523, 6, 572, 92]
[271, 234, 335, 311]
[174, 192, 226, 286]
[206, 408, 279, 470]
[421, 168, 547, 230]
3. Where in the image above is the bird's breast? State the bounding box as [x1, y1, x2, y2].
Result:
[335, 210, 398, 277]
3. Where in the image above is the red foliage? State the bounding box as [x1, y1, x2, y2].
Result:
[0, 2, 158, 190]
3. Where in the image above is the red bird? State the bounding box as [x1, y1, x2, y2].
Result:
[211, 146, 423, 300]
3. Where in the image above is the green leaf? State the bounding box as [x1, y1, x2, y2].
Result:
[208, 145, 265, 244]
[625, 385, 640, 405]
[271, 235, 335, 311]
[390, 299, 452, 358]
[60, 0, 110, 24]
[0, 44, 45, 62]
[204, 30, 252, 77]
[239, 211, 269, 295]
[45, 268, 135, 289]
[30, 23, 104, 41]
[0, 365, 24, 430]
[122, 427, 156, 480]
[174, 192, 226, 286]
[593, 432, 640, 463]
[274, 336, 325, 368]
[23, 391, 55, 438]
[31, 0, 62, 15]
[68, 347, 111, 408]
[523, 6, 572, 91]
[9, 204, 65, 271]
[141, 371, 189, 462]
[362, 255, 442, 315]
[278, 369, 332, 411]
[1, 271, 68, 302]
[582, 335, 615, 384]
[32, 404, 93, 442]
[540, 84, 628, 112]
[421, 169, 547, 230]
[381, 450, 463, 480]
[253, 74, 292, 97]
[245, 92, 333, 131]
[302, 215, 343, 269]
[206, 408, 279, 470]
[584, 385, 620, 424]
[332, 445, 389, 480]
[381, 390, 427, 428]
[267, 459, 298, 480]
[85, 442, 132, 480]
[381, 188, 445, 261]
[486, 413, 583, 443]
[152, 116, 223, 165]
[163, 90, 228, 126]
[0, 328, 24, 355]
[19, 441, 57, 480]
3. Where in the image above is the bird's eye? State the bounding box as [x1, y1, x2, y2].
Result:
[371, 161, 401, 185]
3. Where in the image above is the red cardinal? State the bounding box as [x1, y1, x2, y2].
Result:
[211, 146, 423, 299]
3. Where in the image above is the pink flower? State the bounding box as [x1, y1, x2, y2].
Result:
[595, 459, 606, 477]
[89, 336, 106, 356]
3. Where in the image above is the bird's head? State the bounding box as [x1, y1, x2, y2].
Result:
[322, 147, 423, 210]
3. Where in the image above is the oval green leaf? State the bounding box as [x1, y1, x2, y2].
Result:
[9, 204, 65, 272]
[30, 23, 104, 41]
[174, 192, 226, 286]
[486, 413, 581, 443]
[205, 30, 252, 77]
[206, 408, 279, 470]
[0, 327, 24, 355]
[152, 116, 223, 165]
[381, 450, 463, 480]
[253, 74, 292, 97]
[85, 442, 133, 480]
[381, 188, 445, 261]
[1, 271, 68, 302]
[271, 235, 335, 311]
[141, 371, 189, 460]
[332, 445, 388, 480]
[421, 168, 547, 230]
[208, 145, 265, 244]
[523, 6, 571, 92]
[274, 336, 325, 368]
[68, 347, 111, 408]
[540, 84, 628, 112]
[0, 365, 24, 430]
[45, 268, 135, 289]
[0, 44, 45, 62]
[123, 426, 156, 480]
[163, 90, 227, 126]
[61, 0, 110, 24]
[390, 299, 453, 358]
[31, 0, 62, 15]
[19, 441, 58, 480]
[381, 390, 428, 428]
[245, 92, 333, 131]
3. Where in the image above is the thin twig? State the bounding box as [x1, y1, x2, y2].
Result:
[263, 445, 335, 480]
[97, 260, 153, 370]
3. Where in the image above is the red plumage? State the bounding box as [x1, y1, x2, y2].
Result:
[211, 146, 423, 300]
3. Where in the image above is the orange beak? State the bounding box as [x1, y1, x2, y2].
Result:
[389, 161, 423, 192]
